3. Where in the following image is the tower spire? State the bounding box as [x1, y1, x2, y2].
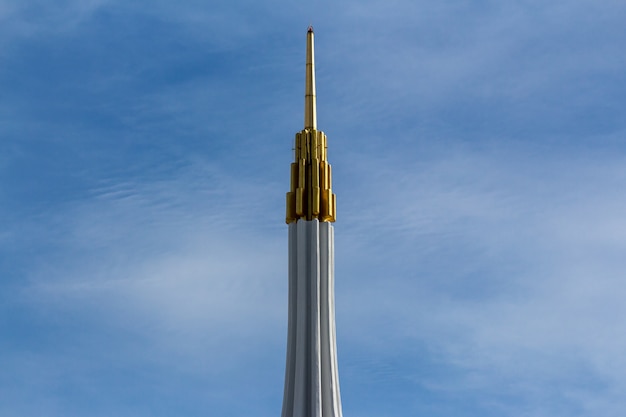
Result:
[281, 28, 343, 417]
[286, 27, 336, 224]
[305, 26, 317, 130]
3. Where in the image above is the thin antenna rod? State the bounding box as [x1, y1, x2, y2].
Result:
[304, 26, 317, 130]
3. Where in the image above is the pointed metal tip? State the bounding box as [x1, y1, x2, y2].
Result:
[304, 26, 317, 130]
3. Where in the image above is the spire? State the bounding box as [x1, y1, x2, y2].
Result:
[304, 26, 317, 130]
[282, 28, 344, 417]
[286, 28, 336, 224]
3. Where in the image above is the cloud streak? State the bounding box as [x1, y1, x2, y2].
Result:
[333, 141, 626, 416]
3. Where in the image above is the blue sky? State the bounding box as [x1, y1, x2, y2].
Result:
[1, 0, 626, 416]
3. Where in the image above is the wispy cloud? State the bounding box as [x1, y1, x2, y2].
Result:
[332, 141, 626, 415]
[2, 159, 287, 416]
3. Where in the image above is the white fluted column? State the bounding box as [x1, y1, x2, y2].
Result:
[282, 219, 343, 417]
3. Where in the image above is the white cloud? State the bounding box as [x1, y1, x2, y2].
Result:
[332, 141, 626, 415]
[21, 160, 287, 365]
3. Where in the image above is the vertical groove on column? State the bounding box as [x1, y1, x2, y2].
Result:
[282, 224, 298, 417]
[319, 222, 331, 417]
[293, 220, 309, 416]
[310, 220, 322, 417]
[328, 225, 342, 417]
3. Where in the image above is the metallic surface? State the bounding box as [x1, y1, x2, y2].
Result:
[304, 26, 317, 130]
[281, 28, 343, 417]
[286, 28, 336, 224]
[282, 220, 343, 417]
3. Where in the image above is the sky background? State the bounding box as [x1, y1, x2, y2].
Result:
[1, 0, 626, 416]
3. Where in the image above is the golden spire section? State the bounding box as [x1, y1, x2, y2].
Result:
[286, 129, 336, 223]
[304, 26, 316, 130]
[286, 27, 336, 224]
